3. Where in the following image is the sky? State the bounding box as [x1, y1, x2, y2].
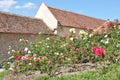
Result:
[0, 0, 120, 21]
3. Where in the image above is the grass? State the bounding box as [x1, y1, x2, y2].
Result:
[0, 70, 10, 80]
[0, 64, 120, 80]
[35, 63, 120, 80]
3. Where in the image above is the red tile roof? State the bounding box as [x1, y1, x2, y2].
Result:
[48, 6, 106, 30]
[0, 11, 51, 34]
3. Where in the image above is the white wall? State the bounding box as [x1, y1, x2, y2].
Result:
[35, 3, 58, 31]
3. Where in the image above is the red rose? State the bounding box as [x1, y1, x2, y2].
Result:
[14, 55, 22, 60]
[14, 55, 18, 59]
[68, 44, 72, 49]
[63, 36, 66, 40]
[92, 46, 98, 53]
[17, 56, 22, 60]
[92, 46, 105, 57]
[36, 56, 42, 62]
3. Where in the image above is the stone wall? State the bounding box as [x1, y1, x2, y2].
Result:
[57, 25, 88, 37]
[0, 33, 39, 61]
[0, 11, 52, 62]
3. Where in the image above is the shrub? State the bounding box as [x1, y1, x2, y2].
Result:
[2, 22, 120, 77]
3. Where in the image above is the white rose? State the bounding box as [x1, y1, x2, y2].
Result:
[70, 37, 74, 41]
[24, 47, 28, 51]
[54, 30, 57, 35]
[28, 50, 31, 54]
[104, 35, 108, 38]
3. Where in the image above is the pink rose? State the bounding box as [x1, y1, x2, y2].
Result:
[21, 56, 27, 61]
[92, 46, 105, 57]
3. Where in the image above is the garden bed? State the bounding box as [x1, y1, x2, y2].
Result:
[3, 62, 102, 80]
[2, 24, 120, 80]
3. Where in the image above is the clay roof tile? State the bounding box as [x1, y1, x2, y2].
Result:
[0, 11, 51, 34]
[48, 6, 106, 30]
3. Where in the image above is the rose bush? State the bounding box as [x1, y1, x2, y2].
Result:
[2, 21, 120, 77]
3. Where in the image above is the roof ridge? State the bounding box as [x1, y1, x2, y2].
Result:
[0, 11, 40, 20]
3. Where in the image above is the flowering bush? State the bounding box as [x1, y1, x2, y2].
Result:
[2, 21, 120, 77]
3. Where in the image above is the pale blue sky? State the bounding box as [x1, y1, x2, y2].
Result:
[0, 0, 120, 20]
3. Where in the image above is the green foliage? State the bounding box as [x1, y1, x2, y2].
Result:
[2, 23, 120, 77]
